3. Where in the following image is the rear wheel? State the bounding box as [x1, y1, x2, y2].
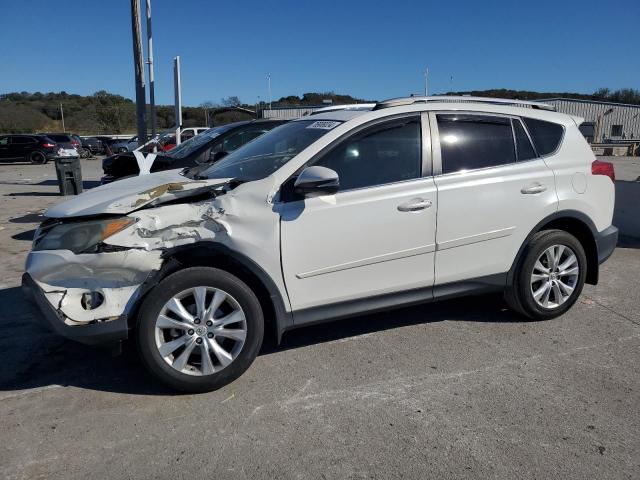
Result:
[506, 229, 587, 320]
[137, 267, 264, 393]
[29, 151, 46, 164]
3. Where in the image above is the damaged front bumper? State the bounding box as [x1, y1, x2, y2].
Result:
[22, 248, 163, 346]
[22, 273, 129, 345]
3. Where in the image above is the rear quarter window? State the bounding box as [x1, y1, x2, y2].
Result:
[522, 118, 564, 156]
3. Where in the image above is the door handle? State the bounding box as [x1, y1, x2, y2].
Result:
[397, 198, 432, 212]
[521, 183, 547, 194]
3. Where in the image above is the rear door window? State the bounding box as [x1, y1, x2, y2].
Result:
[437, 114, 516, 174]
[522, 118, 564, 156]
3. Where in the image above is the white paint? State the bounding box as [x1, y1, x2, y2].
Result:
[132, 150, 157, 175]
[28, 98, 616, 334]
[278, 177, 438, 310]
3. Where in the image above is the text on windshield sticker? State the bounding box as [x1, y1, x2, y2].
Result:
[306, 121, 341, 130]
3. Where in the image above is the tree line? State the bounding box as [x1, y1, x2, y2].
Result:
[1, 88, 638, 135]
[445, 88, 640, 105]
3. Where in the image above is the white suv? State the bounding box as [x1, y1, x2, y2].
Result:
[23, 96, 618, 392]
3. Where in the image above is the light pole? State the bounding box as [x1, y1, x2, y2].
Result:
[424, 67, 428, 97]
[60, 103, 65, 132]
[267, 74, 272, 109]
[146, 0, 156, 140]
[174, 56, 182, 146]
[130, 0, 147, 147]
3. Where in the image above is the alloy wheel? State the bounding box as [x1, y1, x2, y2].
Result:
[530, 244, 580, 309]
[154, 286, 247, 376]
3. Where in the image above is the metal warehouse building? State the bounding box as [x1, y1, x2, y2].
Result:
[541, 98, 640, 143]
[262, 106, 323, 119]
[262, 98, 640, 146]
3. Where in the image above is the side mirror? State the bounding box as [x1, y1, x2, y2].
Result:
[294, 166, 340, 197]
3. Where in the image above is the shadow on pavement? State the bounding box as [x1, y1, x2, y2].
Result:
[0, 282, 520, 396]
[269, 294, 519, 354]
[9, 213, 45, 223]
[5, 191, 61, 197]
[11, 229, 36, 241]
[0, 286, 173, 396]
[35, 179, 102, 189]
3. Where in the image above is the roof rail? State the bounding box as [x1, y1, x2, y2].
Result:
[308, 103, 376, 115]
[372, 96, 556, 111]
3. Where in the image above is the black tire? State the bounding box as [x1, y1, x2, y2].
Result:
[29, 151, 47, 164]
[136, 267, 264, 393]
[505, 229, 587, 320]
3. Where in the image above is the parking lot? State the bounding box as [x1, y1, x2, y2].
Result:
[0, 156, 638, 479]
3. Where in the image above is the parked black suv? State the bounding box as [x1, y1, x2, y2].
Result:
[101, 120, 286, 183]
[0, 134, 59, 164]
[80, 137, 104, 157]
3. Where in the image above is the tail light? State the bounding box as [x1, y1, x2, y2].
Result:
[72, 139, 80, 146]
[42, 142, 55, 148]
[591, 160, 615, 182]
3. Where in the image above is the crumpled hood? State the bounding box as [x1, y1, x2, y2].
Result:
[45, 169, 232, 218]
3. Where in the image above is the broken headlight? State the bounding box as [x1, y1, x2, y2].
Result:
[33, 217, 135, 254]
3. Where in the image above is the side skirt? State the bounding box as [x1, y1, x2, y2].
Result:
[287, 273, 507, 332]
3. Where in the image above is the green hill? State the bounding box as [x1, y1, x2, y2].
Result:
[1, 88, 638, 135]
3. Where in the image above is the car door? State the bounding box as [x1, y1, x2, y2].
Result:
[277, 114, 438, 317]
[430, 112, 558, 286]
[0, 136, 10, 158]
[8, 136, 31, 159]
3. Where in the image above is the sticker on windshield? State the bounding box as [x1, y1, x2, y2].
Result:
[306, 121, 341, 130]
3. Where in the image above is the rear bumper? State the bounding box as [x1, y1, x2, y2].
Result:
[22, 273, 129, 346]
[595, 225, 618, 264]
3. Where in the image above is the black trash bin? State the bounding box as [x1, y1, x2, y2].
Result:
[54, 157, 83, 195]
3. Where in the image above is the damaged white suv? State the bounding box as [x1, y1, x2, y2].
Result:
[23, 97, 618, 392]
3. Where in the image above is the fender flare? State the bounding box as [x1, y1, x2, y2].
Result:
[147, 243, 293, 343]
[507, 210, 600, 285]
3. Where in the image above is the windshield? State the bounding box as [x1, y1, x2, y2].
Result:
[165, 124, 235, 159]
[200, 120, 341, 181]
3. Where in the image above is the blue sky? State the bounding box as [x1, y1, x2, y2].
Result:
[1, 0, 638, 106]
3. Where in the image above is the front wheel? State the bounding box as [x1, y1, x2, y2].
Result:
[137, 267, 264, 393]
[506, 229, 587, 320]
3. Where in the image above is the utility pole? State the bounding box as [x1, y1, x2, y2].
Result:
[267, 73, 272, 109]
[424, 68, 429, 97]
[130, 0, 147, 147]
[60, 103, 65, 132]
[145, 0, 156, 140]
[174, 56, 183, 146]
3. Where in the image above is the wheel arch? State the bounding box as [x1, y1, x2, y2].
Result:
[508, 210, 600, 286]
[128, 243, 293, 344]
